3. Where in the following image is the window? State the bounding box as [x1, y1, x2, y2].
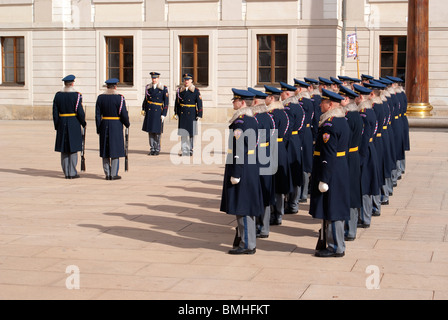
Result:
[180, 36, 209, 86]
[106, 37, 133, 86]
[257, 35, 288, 85]
[380, 36, 406, 80]
[1, 37, 25, 85]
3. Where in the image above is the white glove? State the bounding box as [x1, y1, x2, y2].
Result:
[230, 177, 241, 185]
[141, 110, 146, 116]
[318, 181, 329, 193]
[161, 115, 165, 122]
[173, 114, 178, 120]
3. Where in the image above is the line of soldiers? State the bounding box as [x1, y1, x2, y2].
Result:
[53, 72, 202, 179]
[220, 75, 409, 256]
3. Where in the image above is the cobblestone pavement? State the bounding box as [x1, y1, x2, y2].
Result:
[0, 120, 447, 300]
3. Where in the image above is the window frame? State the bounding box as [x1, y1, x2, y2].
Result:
[379, 35, 407, 79]
[179, 35, 209, 87]
[1, 36, 25, 86]
[105, 36, 134, 86]
[256, 34, 288, 86]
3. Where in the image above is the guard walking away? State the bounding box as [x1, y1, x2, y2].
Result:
[221, 89, 264, 255]
[309, 89, 350, 258]
[174, 73, 203, 156]
[141, 72, 169, 156]
[95, 78, 130, 180]
[53, 75, 86, 179]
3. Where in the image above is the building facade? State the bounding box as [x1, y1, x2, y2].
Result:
[0, 0, 447, 122]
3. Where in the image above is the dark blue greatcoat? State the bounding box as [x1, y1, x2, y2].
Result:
[309, 113, 350, 221]
[390, 93, 405, 162]
[174, 86, 203, 136]
[142, 84, 169, 134]
[53, 90, 86, 153]
[283, 99, 304, 188]
[372, 101, 386, 187]
[359, 106, 380, 196]
[253, 108, 276, 207]
[299, 96, 315, 173]
[220, 113, 264, 217]
[311, 93, 322, 143]
[397, 90, 410, 151]
[95, 93, 130, 159]
[345, 107, 363, 209]
[268, 104, 293, 195]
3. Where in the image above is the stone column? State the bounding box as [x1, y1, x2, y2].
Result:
[406, 0, 433, 117]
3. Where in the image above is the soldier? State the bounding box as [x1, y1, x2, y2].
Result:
[304, 77, 321, 143]
[141, 72, 169, 156]
[95, 78, 130, 180]
[221, 89, 263, 255]
[174, 73, 203, 156]
[265, 85, 293, 225]
[339, 86, 362, 241]
[329, 77, 343, 93]
[294, 79, 314, 204]
[247, 87, 275, 239]
[53, 75, 86, 179]
[353, 84, 380, 228]
[309, 89, 350, 257]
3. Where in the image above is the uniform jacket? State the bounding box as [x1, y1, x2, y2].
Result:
[380, 95, 397, 177]
[53, 88, 86, 153]
[142, 83, 169, 134]
[267, 101, 293, 195]
[174, 85, 203, 136]
[396, 88, 410, 151]
[344, 102, 363, 209]
[283, 96, 304, 188]
[309, 107, 350, 221]
[372, 98, 386, 187]
[359, 100, 380, 196]
[311, 92, 322, 143]
[220, 108, 264, 217]
[95, 90, 130, 158]
[388, 89, 405, 162]
[298, 92, 315, 173]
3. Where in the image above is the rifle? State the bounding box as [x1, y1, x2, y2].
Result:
[81, 104, 87, 172]
[315, 220, 327, 251]
[125, 127, 129, 172]
[81, 126, 86, 172]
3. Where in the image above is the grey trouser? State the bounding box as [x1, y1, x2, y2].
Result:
[345, 207, 360, 239]
[372, 194, 382, 215]
[103, 158, 119, 177]
[326, 220, 346, 254]
[298, 172, 310, 201]
[61, 152, 78, 177]
[257, 206, 271, 236]
[181, 135, 194, 154]
[237, 215, 256, 250]
[274, 193, 285, 223]
[361, 194, 373, 225]
[287, 186, 300, 212]
[149, 133, 161, 152]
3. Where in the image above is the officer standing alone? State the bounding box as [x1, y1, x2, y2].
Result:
[141, 72, 169, 156]
[52, 75, 86, 179]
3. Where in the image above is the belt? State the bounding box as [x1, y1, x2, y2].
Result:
[277, 138, 284, 142]
[399, 114, 402, 117]
[395, 116, 399, 119]
[260, 142, 269, 148]
[377, 133, 382, 137]
[306, 124, 311, 128]
[383, 126, 388, 130]
[148, 101, 163, 106]
[102, 117, 120, 120]
[180, 104, 196, 108]
[369, 138, 373, 143]
[59, 113, 76, 117]
[314, 151, 346, 157]
[349, 147, 359, 153]
[227, 149, 256, 155]
[404, 113, 407, 116]
[291, 131, 298, 135]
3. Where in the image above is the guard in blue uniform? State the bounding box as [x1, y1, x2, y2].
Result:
[248, 87, 276, 238]
[265, 85, 293, 225]
[309, 89, 350, 257]
[53, 75, 86, 179]
[353, 84, 380, 228]
[141, 72, 169, 155]
[280, 81, 304, 215]
[95, 78, 131, 180]
[329, 76, 343, 93]
[339, 86, 362, 241]
[294, 79, 314, 204]
[221, 89, 264, 255]
[174, 73, 203, 156]
[304, 77, 321, 143]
